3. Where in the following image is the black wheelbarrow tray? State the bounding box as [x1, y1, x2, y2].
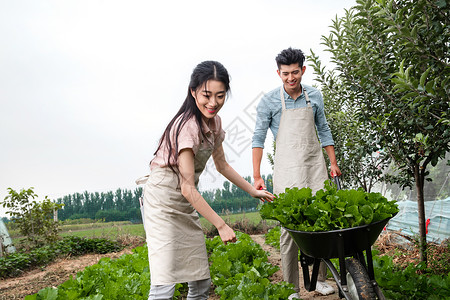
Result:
[283, 215, 394, 300]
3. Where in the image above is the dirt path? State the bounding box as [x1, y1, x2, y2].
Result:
[0, 248, 133, 300]
[250, 234, 340, 300]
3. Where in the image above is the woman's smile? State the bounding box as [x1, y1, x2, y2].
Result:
[191, 80, 226, 121]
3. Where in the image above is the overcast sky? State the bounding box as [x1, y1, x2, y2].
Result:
[0, 0, 356, 217]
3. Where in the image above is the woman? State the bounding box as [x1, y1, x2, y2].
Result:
[141, 60, 274, 300]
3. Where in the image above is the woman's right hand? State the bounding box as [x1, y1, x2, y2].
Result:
[252, 188, 275, 202]
[217, 223, 236, 245]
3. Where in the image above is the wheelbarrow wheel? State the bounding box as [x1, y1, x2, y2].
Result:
[345, 258, 376, 300]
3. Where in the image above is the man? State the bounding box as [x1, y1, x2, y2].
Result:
[252, 47, 341, 299]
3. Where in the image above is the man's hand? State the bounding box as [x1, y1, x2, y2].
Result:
[253, 176, 266, 190]
[330, 164, 342, 178]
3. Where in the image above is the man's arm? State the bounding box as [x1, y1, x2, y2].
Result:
[324, 145, 341, 177]
[252, 95, 272, 189]
[312, 89, 341, 177]
[252, 147, 265, 189]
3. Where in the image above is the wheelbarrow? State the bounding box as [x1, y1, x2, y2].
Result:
[283, 177, 392, 300]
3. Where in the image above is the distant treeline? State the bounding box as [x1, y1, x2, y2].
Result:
[55, 175, 273, 222]
[56, 188, 143, 222]
[202, 175, 273, 215]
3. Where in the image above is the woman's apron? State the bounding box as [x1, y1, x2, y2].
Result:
[140, 146, 213, 285]
[273, 86, 329, 290]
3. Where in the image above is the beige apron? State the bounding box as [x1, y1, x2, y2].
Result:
[141, 146, 213, 285]
[274, 86, 329, 291]
[273, 86, 328, 194]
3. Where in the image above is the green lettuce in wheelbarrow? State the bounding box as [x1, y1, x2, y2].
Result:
[259, 180, 399, 232]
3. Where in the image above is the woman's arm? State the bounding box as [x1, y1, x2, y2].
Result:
[213, 145, 274, 202]
[178, 148, 236, 244]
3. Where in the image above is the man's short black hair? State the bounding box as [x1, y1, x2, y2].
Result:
[275, 47, 305, 69]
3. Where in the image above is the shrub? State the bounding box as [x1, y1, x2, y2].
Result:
[0, 236, 123, 278]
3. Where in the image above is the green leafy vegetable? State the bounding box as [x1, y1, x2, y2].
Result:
[260, 180, 399, 232]
[207, 232, 295, 299]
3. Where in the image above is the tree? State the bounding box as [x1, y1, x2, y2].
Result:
[222, 181, 233, 200]
[314, 0, 449, 262]
[1, 188, 63, 248]
[123, 189, 134, 211]
[72, 192, 84, 215]
[308, 51, 394, 192]
[386, 152, 450, 201]
[103, 191, 115, 211]
[115, 188, 124, 211]
[58, 194, 73, 220]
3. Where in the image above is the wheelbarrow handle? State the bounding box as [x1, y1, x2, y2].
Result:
[333, 175, 341, 190]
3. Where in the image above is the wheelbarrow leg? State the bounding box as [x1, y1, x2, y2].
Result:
[364, 229, 386, 300]
[364, 228, 375, 281]
[354, 251, 367, 270]
[300, 252, 320, 292]
[337, 233, 348, 298]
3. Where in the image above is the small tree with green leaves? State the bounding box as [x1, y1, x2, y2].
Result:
[1, 188, 64, 248]
[311, 0, 449, 263]
[308, 51, 396, 192]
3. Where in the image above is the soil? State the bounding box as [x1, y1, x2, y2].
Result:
[0, 231, 441, 300]
[0, 235, 338, 300]
[0, 248, 134, 300]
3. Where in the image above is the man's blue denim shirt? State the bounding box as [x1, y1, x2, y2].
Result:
[252, 84, 334, 149]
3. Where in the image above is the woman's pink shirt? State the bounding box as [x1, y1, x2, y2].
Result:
[150, 114, 226, 169]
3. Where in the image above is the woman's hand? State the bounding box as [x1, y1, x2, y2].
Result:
[211, 145, 274, 203]
[251, 188, 275, 202]
[217, 223, 237, 245]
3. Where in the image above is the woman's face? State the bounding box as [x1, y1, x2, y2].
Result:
[191, 80, 226, 122]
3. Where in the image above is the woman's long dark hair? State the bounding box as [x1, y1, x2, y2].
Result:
[151, 60, 230, 175]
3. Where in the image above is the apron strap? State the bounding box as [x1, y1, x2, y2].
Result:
[303, 87, 312, 106]
[280, 85, 311, 108]
[280, 87, 286, 110]
[135, 175, 149, 185]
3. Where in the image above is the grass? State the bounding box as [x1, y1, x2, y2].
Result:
[60, 221, 133, 232]
[200, 211, 266, 227]
[59, 223, 146, 239]
[8, 211, 277, 247]
[7, 221, 134, 237]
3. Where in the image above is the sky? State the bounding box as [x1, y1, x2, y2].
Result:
[0, 0, 356, 217]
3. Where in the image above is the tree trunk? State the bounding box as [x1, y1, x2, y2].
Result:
[414, 164, 427, 264]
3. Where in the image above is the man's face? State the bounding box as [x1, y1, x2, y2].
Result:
[277, 63, 306, 93]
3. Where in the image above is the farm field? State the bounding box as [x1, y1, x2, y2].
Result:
[2, 214, 449, 299]
[0, 234, 335, 300]
[8, 211, 270, 241]
[1, 215, 321, 299]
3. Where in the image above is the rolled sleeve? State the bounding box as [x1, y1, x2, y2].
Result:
[177, 118, 201, 154]
[252, 96, 271, 148]
[314, 92, 334, 147]
[214, 130, 226, 150]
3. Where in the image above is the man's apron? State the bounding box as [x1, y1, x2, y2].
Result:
[273, 86, 329, 291]
[273, 86, 328, 195]
[140, 146, 213, 285]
